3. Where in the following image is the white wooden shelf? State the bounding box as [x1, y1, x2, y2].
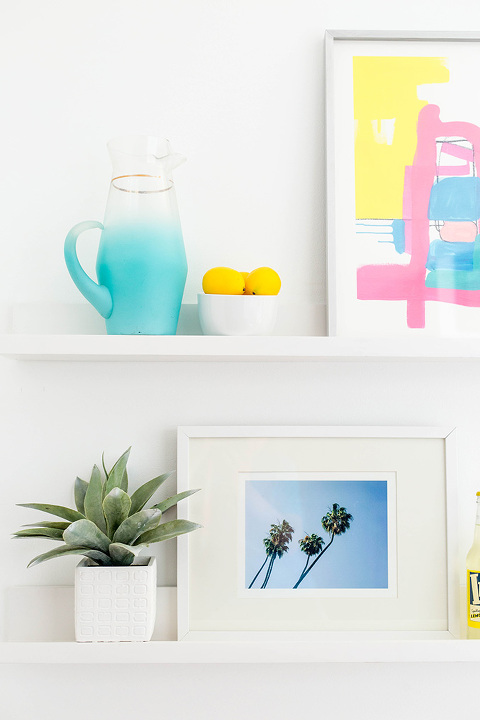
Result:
[5, 589, 473, 664]
[3, 334, 480, 362]
[0, 637, 479, 664]
[2, 589, 474, 664]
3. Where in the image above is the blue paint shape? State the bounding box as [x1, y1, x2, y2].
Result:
[355, 219, 405, 254]
[425, 268, 480, 290]
[428, 177, 480, 221]
[391, 219, 405, 254]
[425, 235, 480, 290]
[356, 222, 393, 231]
[426, 239, 476, 272]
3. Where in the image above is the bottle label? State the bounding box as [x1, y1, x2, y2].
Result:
[468, 570, 480, 626]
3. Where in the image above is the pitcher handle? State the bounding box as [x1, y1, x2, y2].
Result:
[64, 221, 113, 319]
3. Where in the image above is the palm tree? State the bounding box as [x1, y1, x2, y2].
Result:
[298, 532, 324, 581]
[293, 503, 352, 588]
[260, 536, 282, 589]
[322, 503, 353, 537]
[247, 536, 275, 589]
[248, 519, 294, 589]
[260, 520, 294, 588]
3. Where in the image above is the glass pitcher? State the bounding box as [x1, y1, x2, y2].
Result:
[64, 136, 187, 335]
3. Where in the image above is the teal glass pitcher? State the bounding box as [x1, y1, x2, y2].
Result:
[64, 136, 187, 335]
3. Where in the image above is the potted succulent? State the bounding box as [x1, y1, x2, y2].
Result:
[13, 448, 201, 642]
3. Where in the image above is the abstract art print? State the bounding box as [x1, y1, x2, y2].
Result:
[327, 32, 480, 336]
[242, 472, 396, 597]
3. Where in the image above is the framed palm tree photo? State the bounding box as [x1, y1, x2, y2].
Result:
[177, 426, 458, 640]
[242, 471, 396, 597]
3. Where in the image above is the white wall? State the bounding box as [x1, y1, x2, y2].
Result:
[2, 0, 480, 717]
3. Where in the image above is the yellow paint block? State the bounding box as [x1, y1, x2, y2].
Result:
[353, 56, 449, 219]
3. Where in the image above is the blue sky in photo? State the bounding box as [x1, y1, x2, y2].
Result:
[245, 479, 389, 590]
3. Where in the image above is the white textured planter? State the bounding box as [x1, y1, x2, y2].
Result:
[75, 557, 156, 642]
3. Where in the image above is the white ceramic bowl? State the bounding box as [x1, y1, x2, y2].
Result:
[198, 293, 279, 336]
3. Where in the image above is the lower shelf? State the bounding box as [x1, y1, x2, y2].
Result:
[0, 636, 479, 664]
[3, 587, 475, 664]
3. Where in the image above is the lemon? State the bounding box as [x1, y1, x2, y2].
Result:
[202, 267, 245, 295]
[240, 271, 250, 294]
[244, 267, 281, 295]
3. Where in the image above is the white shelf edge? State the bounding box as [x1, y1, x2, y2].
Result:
[3, 334, 480, 362]
[0, 637, 478, 664]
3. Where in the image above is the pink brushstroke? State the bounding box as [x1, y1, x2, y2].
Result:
[436, 164, 471, 176]
[436, 141, 473, 176]
[440, 221, 477, 243]
[357, 105, 480, 328]
[440, 142, 474, 161]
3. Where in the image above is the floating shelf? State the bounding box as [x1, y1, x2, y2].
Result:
[3, 334, 480, 362]
[4, 588, 472, 664]
[1, 588, 474, 664]
[0, 636, 478, 664]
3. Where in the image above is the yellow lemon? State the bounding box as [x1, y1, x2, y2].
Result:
[240, 271, 250, 294]
[202, 267, 245, 295]
[244, 267, 281, 295]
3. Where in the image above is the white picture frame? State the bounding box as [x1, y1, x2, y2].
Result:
[326, 30, 480, 337]
[177, 426, 458, 641]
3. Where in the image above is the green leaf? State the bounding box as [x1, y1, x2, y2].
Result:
[17, 503, 84, 522]
[22, 521, 70, 530]
[27, 545, 112, 568]
[103, 448, 130, 498]
[13, 527, 65, 540]
[74, 477, 89, 515]
[134, 519, 202, 546]
[113, 509, 162, 545]
[108, 543, 143, 566]
[129, 472, 172, 515]
[102, 451, 109, 478]
[63, 519, 111, 553]
[103, 488, 131, 539]
[83, 465, 106, 534]
[151, 489, 199, 514]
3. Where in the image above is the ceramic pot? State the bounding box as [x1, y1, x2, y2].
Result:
[75, 556, 156, 642]
[197, 293, 278, 335]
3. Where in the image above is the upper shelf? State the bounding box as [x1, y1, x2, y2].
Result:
[3, 334, 480, 362]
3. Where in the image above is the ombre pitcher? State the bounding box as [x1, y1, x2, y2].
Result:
[64, 136, 187, 335]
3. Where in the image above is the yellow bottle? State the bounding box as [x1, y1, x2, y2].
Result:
[466, 492, 480, 639]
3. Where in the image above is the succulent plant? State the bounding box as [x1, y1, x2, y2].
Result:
[13, 448, 201, 567]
